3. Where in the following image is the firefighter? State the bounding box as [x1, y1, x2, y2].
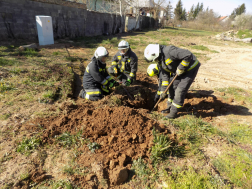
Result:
[145, 44, 200, 119]
[108, 40, 138, 86]
[147, 63, 169, 104]
[79, 46, 119, 101]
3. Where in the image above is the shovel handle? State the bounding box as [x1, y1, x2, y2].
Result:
[151, 74, 178, 112]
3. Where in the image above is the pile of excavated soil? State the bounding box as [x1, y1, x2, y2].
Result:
[21, 73, 250, 187]
[23, 94, 170, 187]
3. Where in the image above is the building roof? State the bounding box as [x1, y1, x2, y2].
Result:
[218, 16, 228, 21]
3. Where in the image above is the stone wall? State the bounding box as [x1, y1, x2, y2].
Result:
[0, 0, 155, 40]
[126, 15, 156, 31]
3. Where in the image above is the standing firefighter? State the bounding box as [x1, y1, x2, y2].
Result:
[79, 46, 119, 101]
[108, 40, 138, 86]
[145, 44, 200, 119]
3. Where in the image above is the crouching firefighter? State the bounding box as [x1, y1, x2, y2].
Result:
[144, 44, 201, 119]
[79, 47, 119, 101]
[108, 40, 138, 86]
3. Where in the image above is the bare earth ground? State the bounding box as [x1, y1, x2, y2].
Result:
[191, 44, 252, 125]
[1, 38, 252, 188]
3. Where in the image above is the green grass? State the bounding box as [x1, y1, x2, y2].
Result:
[161, 27, 218, 37]
[53, 51, 60, 56]
[20, 48, 39, 57]
[237, 29, 252, 39]
[55, 131, 84, 148]
[162, 166, 229, 188]
[51, 180, 74, 189]
[216, 87, 252, 104]
[212, 148, 252, 188]
[20, 172, 30, 180]
[16, 136, 41, 155]
[63, 166, 75, 176]
[0, 113, 11, 120]
[65, 56, 78, 62]
[87, 142, 100, 153]
[41, 90, 56, 102]
[0, 80, 16, 93]
[150, 128, 172, 162]
[190, 45, 210, 51]
[131, 157, 152, 186]
[0, 57, 16, 66]
[170, 116, 216, 146]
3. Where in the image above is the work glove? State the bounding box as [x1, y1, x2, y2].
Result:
[176, 68, 185, 76]
[124, 79, 132, 87]
[160, 92, 167, 100]
[154, 93, 160, 104]
[108, 80, 119, 88]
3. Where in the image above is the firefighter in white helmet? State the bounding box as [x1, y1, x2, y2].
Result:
[79, 46, 119, 101]
[108, 40, 138, 86]
[145, 44, 200, 119]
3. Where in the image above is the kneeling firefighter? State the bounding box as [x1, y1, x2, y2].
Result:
[145, 44, 201, 119]
[79, 46, 119, 101]
[108, 40, 138, 86]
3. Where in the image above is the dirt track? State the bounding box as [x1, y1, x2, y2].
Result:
[196, 44, 252, 90]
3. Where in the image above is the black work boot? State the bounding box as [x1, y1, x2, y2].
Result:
[161, 106, 171, 113]
[165, 105, 179, 119]
[165, 111, 177, 119]
[79, 89, 84, 98]
[161, 101, 172, 113]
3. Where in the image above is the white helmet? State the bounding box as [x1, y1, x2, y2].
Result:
[94, 47, 109, 64]
[147, 64, 159, 77]
[118, 40, 129, 55]
[144, 44, 160, 62]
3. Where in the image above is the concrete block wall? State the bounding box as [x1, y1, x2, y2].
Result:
[0, 0, 87, 39]
[0, 0, 155, 40]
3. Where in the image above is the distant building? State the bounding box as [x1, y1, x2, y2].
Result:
[218, 16, 229, 22]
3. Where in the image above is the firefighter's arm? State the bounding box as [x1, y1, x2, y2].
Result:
[170, 46, 194, 75]
[129, 56, 138, 78]
[111, 54, 119, 66]
[160, 69, 169, 99]
[88, 63, 111, 85]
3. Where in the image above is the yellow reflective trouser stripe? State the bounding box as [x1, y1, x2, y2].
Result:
[188, 59, 199, 71]
[86, 91, 101, 95]
[181, 60, 190, 66]
[172, 102, 182, 108]
[165, 58, 172, 65]
[162, 81, 169, 86]
[129, 72, 135, 77]
[168, 98, 173, 102]
[101, 79, 108, 85]
[112, 61, 117, 65]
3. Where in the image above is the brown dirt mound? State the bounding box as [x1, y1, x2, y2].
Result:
[22, 79, 168, 186]
[21, 73, 250, 187]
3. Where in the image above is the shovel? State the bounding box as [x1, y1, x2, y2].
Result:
[118, 81, 134, 100]
[151, 74, 178, 112]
